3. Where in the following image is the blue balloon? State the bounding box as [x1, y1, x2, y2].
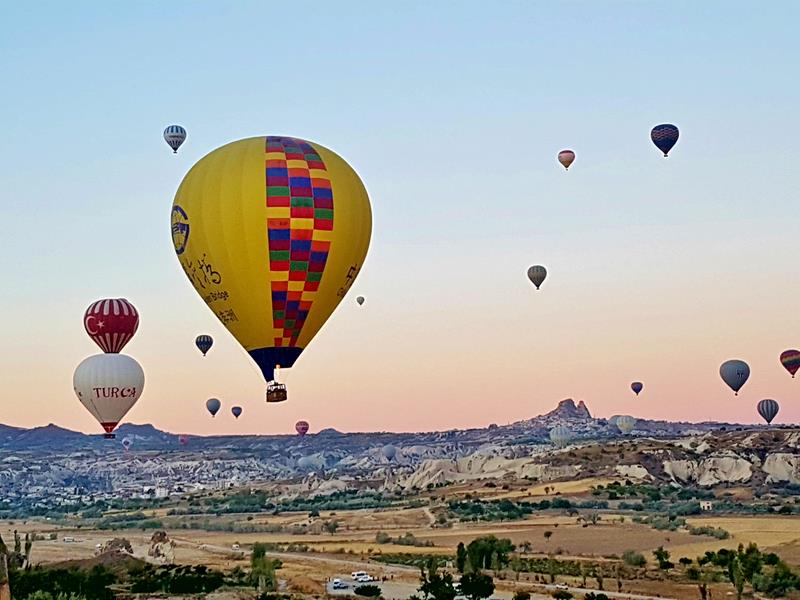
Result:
[631, 381, 643, 395]
[231, 406, 243, 419]
[195, 334, 213, 356]
[651, 124, 679, 157]
[206, 398, 221, 417]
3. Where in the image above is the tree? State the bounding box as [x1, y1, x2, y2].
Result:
[544, 531, 553, 542]
[552, 591, 572, 600]
[355, 584, 382, 597]
[653, 547, 673, 570]
[250, 546, 277, 593]
[513, 592, 531, 600]
[324, 520, 340, 535]
[418, 559, 457, 600]
[456, 543, 468, 574]
[459, 572, 495, 600]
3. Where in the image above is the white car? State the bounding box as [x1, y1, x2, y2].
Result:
[355, 575, 374, 583]
[351, 571, 369, 579]
[554, 584, 569, 591]
[333, 579, 349, 590]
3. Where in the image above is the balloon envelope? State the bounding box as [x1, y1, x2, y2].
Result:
[195, 335, 213, 356]
[549, 426, 572, 448]
[231, 406, 242, 419]
[720, 359, 750, 395]
[527, 265, 547, 290]
[73, 354, 145, 437]
[178, 434, 189, 446]
[121, 437, 132, 451]
[780, 350, 800, 378]
[651, 124, 679, 156]
[206, 398, 221, 417]
[164, 125, 186, 153]
[295, 420, 310, 436]
[356, 296, 365, 306]
[557, 150, 575, 170]
[757, 399, 779, 424]
[631, 381, 643, 395]
[382, 444, 397, 461]
[172, 136, 372, 383]
[616, 415, 636, 434]
[84, 298, 139, 354]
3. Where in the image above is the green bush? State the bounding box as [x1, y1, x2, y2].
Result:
[355, 584, 382, 597]
[622, 550, 646, 567]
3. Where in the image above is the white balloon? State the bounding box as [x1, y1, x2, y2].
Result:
[73, 354, 144, 438]
[616, 415, 636, 434]
[163, 125, 187, 153]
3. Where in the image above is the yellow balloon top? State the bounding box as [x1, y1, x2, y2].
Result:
[171, 136, 372, 381]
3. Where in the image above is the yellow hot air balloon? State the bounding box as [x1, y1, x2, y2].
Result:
[171, 136, 372, 394]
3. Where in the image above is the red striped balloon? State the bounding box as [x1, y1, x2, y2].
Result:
[295, 420, 309, 436]
[84, 298, 139, 353]
[780, 349, 800, 378]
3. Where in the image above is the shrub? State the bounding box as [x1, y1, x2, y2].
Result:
[355, 584, 382, 597]
[622, 551, 646, 567]
[552, 591, 573, 600]
[513, 592, 531, 600]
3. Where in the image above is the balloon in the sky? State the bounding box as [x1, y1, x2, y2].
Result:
[382, 444, 397, 461]
[295, 420, 309, 436]
[631, 381, 643, 396]
[616, 415, 636, 434]
[195, 335, 213, 356]
[206, 398, 221, 417]
[164, 125, 186, 153]
[178, 434, 189, 446]
[650, 124, 679, 157]
[73, 354, 145, 438]
[720, 359, 750, 395]
[549, 425, 572, 448]
[356, 296, 365, 306]
[527, 265, 547, 290]
[121, 437, 132, 452]
[757, 398, 779, 425]
[557, 150, 575, 170]
[231, 406, 242, 419]
[171, 136, 372, 385]
[780, 350, 800, 378]
[84, 298, 139, 354]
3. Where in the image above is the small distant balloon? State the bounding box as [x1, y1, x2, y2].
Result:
[720, 359, 750, 395]
[121, 437, 132, 452]
[195, 335, 213, 356]
[231, 406, 242, 419]
[295, 420, 310, 436]
[757, 399, 779, 425]
[549, 425, 572, 448]
[178, 434, 189, 446]
[527, 265, 547, 290]
[382, 444, 397, 461]
[651, 124, 679, 157]
[616, 415, 636, 434]
[356, 296, 365, 306]
[557, 150, 575, 170]
[164, 125, 186, 153]
[631, 382, 643, 396]
[206, 398, 221, 417]
[780, 349, 800, 378]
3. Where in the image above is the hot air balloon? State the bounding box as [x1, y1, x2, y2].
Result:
[231, 406, 242, 419]
[720, 360, 750, 395]
[616, 415, 636, 434]
[206, 398, 221, 417]
[84, 298, 139, 353]
[631, 382, 643, 396]
[527, 265, 547, 290]
[557, 150, 575, 170]
[549, 426, 572, 448]
[295, 420, 309, 436]
[382, 444, 397, 461]
[178, 434, 189, 446]
[356, 296, 365, 306]
[651, 124, 679, 157]
[757, 399, 779, 425]
[73, 354, 145, 439]
[780, 350, 800, 378]
[171, 136, 372, 402]
[195, 335, 213, 356]
[164, 125, 186, 153]
[121, 437, 132, 452]
[297, 456, 314, 469]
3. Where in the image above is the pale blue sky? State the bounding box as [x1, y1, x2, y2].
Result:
[1, 2, 799, 434]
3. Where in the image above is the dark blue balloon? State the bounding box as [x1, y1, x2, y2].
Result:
[757, 399, 779, 425]
[631, 381, 643, 395]
[651, 124, 679, 156]
[231, 406, 242, 419]
[195, 334, 213, 356]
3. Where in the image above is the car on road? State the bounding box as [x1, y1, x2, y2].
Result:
[332, 579, 350, 590]
[355, 575, 374, 583]
[554, 584, 569, 591]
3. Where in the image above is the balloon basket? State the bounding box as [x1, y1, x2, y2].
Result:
[104, 433, 116, 440]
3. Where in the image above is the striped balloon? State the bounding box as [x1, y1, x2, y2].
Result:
[757, 399, 779, 424]
[651, 124, 679, 157]
[558, 150, 575, 170]
[780, 349, 800, 378]
[549, 425, 572, 448]
[163, 125, 186, 153]
[195, 335, 213, 356]
[295, 420, 309, 436]
[84, 298, 139, 353]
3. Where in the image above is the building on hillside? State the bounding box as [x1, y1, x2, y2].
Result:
[699, 500, 713, 511]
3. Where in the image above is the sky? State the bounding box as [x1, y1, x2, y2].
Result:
[1, 1, 799, 435]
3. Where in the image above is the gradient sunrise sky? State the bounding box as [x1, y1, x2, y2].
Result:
[1, 2, 799, 435]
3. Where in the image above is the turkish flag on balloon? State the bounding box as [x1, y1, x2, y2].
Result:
[84, 298, 139, 353]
